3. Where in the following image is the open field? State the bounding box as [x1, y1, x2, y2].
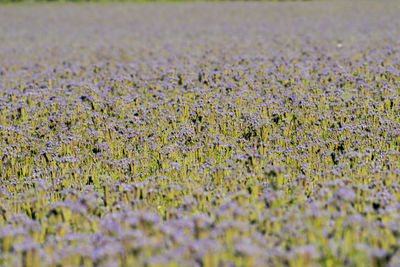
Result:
[1, 2, 400, 266]
[0, 0, 321, 3]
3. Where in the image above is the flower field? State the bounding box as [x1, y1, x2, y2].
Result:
[0, 2, 400, 266]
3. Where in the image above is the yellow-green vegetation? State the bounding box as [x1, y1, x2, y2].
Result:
[0, 1, 400, 266]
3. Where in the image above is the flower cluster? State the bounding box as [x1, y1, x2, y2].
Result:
[0, 2, 400, 266]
